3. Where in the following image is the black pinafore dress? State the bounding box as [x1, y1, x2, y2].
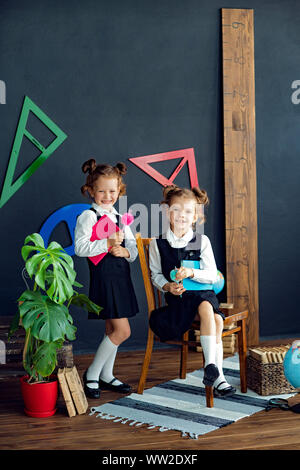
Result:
[149, 234, 225, 341]
[87, 208, 139, 320]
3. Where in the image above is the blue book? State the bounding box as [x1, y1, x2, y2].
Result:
[181, 260, 214, 291]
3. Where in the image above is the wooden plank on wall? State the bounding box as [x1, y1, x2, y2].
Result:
[221, 8, 259, 346]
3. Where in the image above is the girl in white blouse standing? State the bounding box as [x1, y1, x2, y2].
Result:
[75, 159, 139, 398]
[149, 185, 236, 397]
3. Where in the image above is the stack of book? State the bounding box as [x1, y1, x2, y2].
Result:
[192, 322, 236, 355]
[222, 323, 237, 354]
[248, 345, 290, 364]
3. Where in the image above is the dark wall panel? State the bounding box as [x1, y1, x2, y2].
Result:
[0, 0, 299, 352]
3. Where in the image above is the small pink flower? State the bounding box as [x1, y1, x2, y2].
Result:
[121, 212, 134, 226]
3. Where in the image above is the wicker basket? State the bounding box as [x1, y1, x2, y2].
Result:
[247, 354, 296, 396]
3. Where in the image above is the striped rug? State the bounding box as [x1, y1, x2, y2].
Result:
[89, 354, 295, 439]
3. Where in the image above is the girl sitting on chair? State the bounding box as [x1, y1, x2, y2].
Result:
[148, 184, 236, 397]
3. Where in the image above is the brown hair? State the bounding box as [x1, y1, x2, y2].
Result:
[160, 184, 209, 223]
[80, 159, 127, 198]
[161, 184, 209, 206]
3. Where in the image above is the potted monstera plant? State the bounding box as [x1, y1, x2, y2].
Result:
[9, 233, 101, 417]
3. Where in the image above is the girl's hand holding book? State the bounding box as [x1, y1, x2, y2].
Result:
[109, 246, 130, 258]
[175, 266, 194, 281]
[107, 230, 124, 248]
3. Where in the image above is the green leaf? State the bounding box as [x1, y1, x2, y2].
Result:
[34, 259, 50, 290]
[73, 280, 83, 288]
[21, 233, 76, 304]
[47, 241, 66, 251]
[46, 269, 74, 304]
[33, 341, 63, 377]
[25, 252, 47, 278]
[21, 245, 38, 262]
[70, 293, 102, 314]
[24, 233, 45, 250]
[18, 290, 77, 342]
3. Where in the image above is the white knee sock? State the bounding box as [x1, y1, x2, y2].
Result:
[99, 335, 122, 386]
[200, 335, 216, 366]
[213, 341, 231, 389]
[87, 335, 119, 389]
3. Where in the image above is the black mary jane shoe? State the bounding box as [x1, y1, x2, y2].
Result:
[213, 381, 236, 398]
[202, 363, 220, 387]
[98, 377, 132, 394]
[82, 370, 101, 399]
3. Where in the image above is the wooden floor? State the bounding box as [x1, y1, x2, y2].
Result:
[1, 340, 300, 451]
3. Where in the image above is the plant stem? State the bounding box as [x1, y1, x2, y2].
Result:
[23, 328, 31, 367]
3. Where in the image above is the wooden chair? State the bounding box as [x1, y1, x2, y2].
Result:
[135, 232, 248, 408]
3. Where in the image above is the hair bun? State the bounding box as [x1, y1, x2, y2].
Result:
[115, 162, 127, 175]
[82, 158, 97, 174]
[192, 186, 209, 206]
[162, 184, 179, 197]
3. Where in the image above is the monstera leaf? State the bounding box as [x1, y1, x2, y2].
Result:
[21, 233, 76, 304]
[18, 290, 77, 342]
[32, 341, 63, 377]
[69, 292, 102, 315]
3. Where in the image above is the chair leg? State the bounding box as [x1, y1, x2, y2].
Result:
[180, 332, 189, 379]
[137, 328, 154, 394]
[237, 319, 247, 393]
[205, 386, 214, 408]
[202, 350, 214, 407]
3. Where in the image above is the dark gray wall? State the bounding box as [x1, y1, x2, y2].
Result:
[1, 0, 299, 352]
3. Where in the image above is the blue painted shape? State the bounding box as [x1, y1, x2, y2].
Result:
[39, 203, 90, 255]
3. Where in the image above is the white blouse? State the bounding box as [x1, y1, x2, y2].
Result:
[74, 202, 138, 263]
[149, 227, 218, 292]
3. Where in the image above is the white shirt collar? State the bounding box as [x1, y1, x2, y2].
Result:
[91, 202, 120, 217]
[167, 227, 194, 247]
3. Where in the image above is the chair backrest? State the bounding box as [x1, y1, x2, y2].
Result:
[135, 233, 162, 316]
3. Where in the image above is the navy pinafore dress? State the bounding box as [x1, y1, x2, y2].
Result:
[149, 234, 225, 341]
[87, 208, 139, 320]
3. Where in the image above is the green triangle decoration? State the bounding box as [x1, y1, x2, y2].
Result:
[0, 96, 67, 208]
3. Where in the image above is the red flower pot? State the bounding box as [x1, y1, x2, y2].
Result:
[20, 375, 58, 418]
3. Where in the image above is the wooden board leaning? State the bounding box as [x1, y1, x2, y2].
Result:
[57, 366, 88, 417]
